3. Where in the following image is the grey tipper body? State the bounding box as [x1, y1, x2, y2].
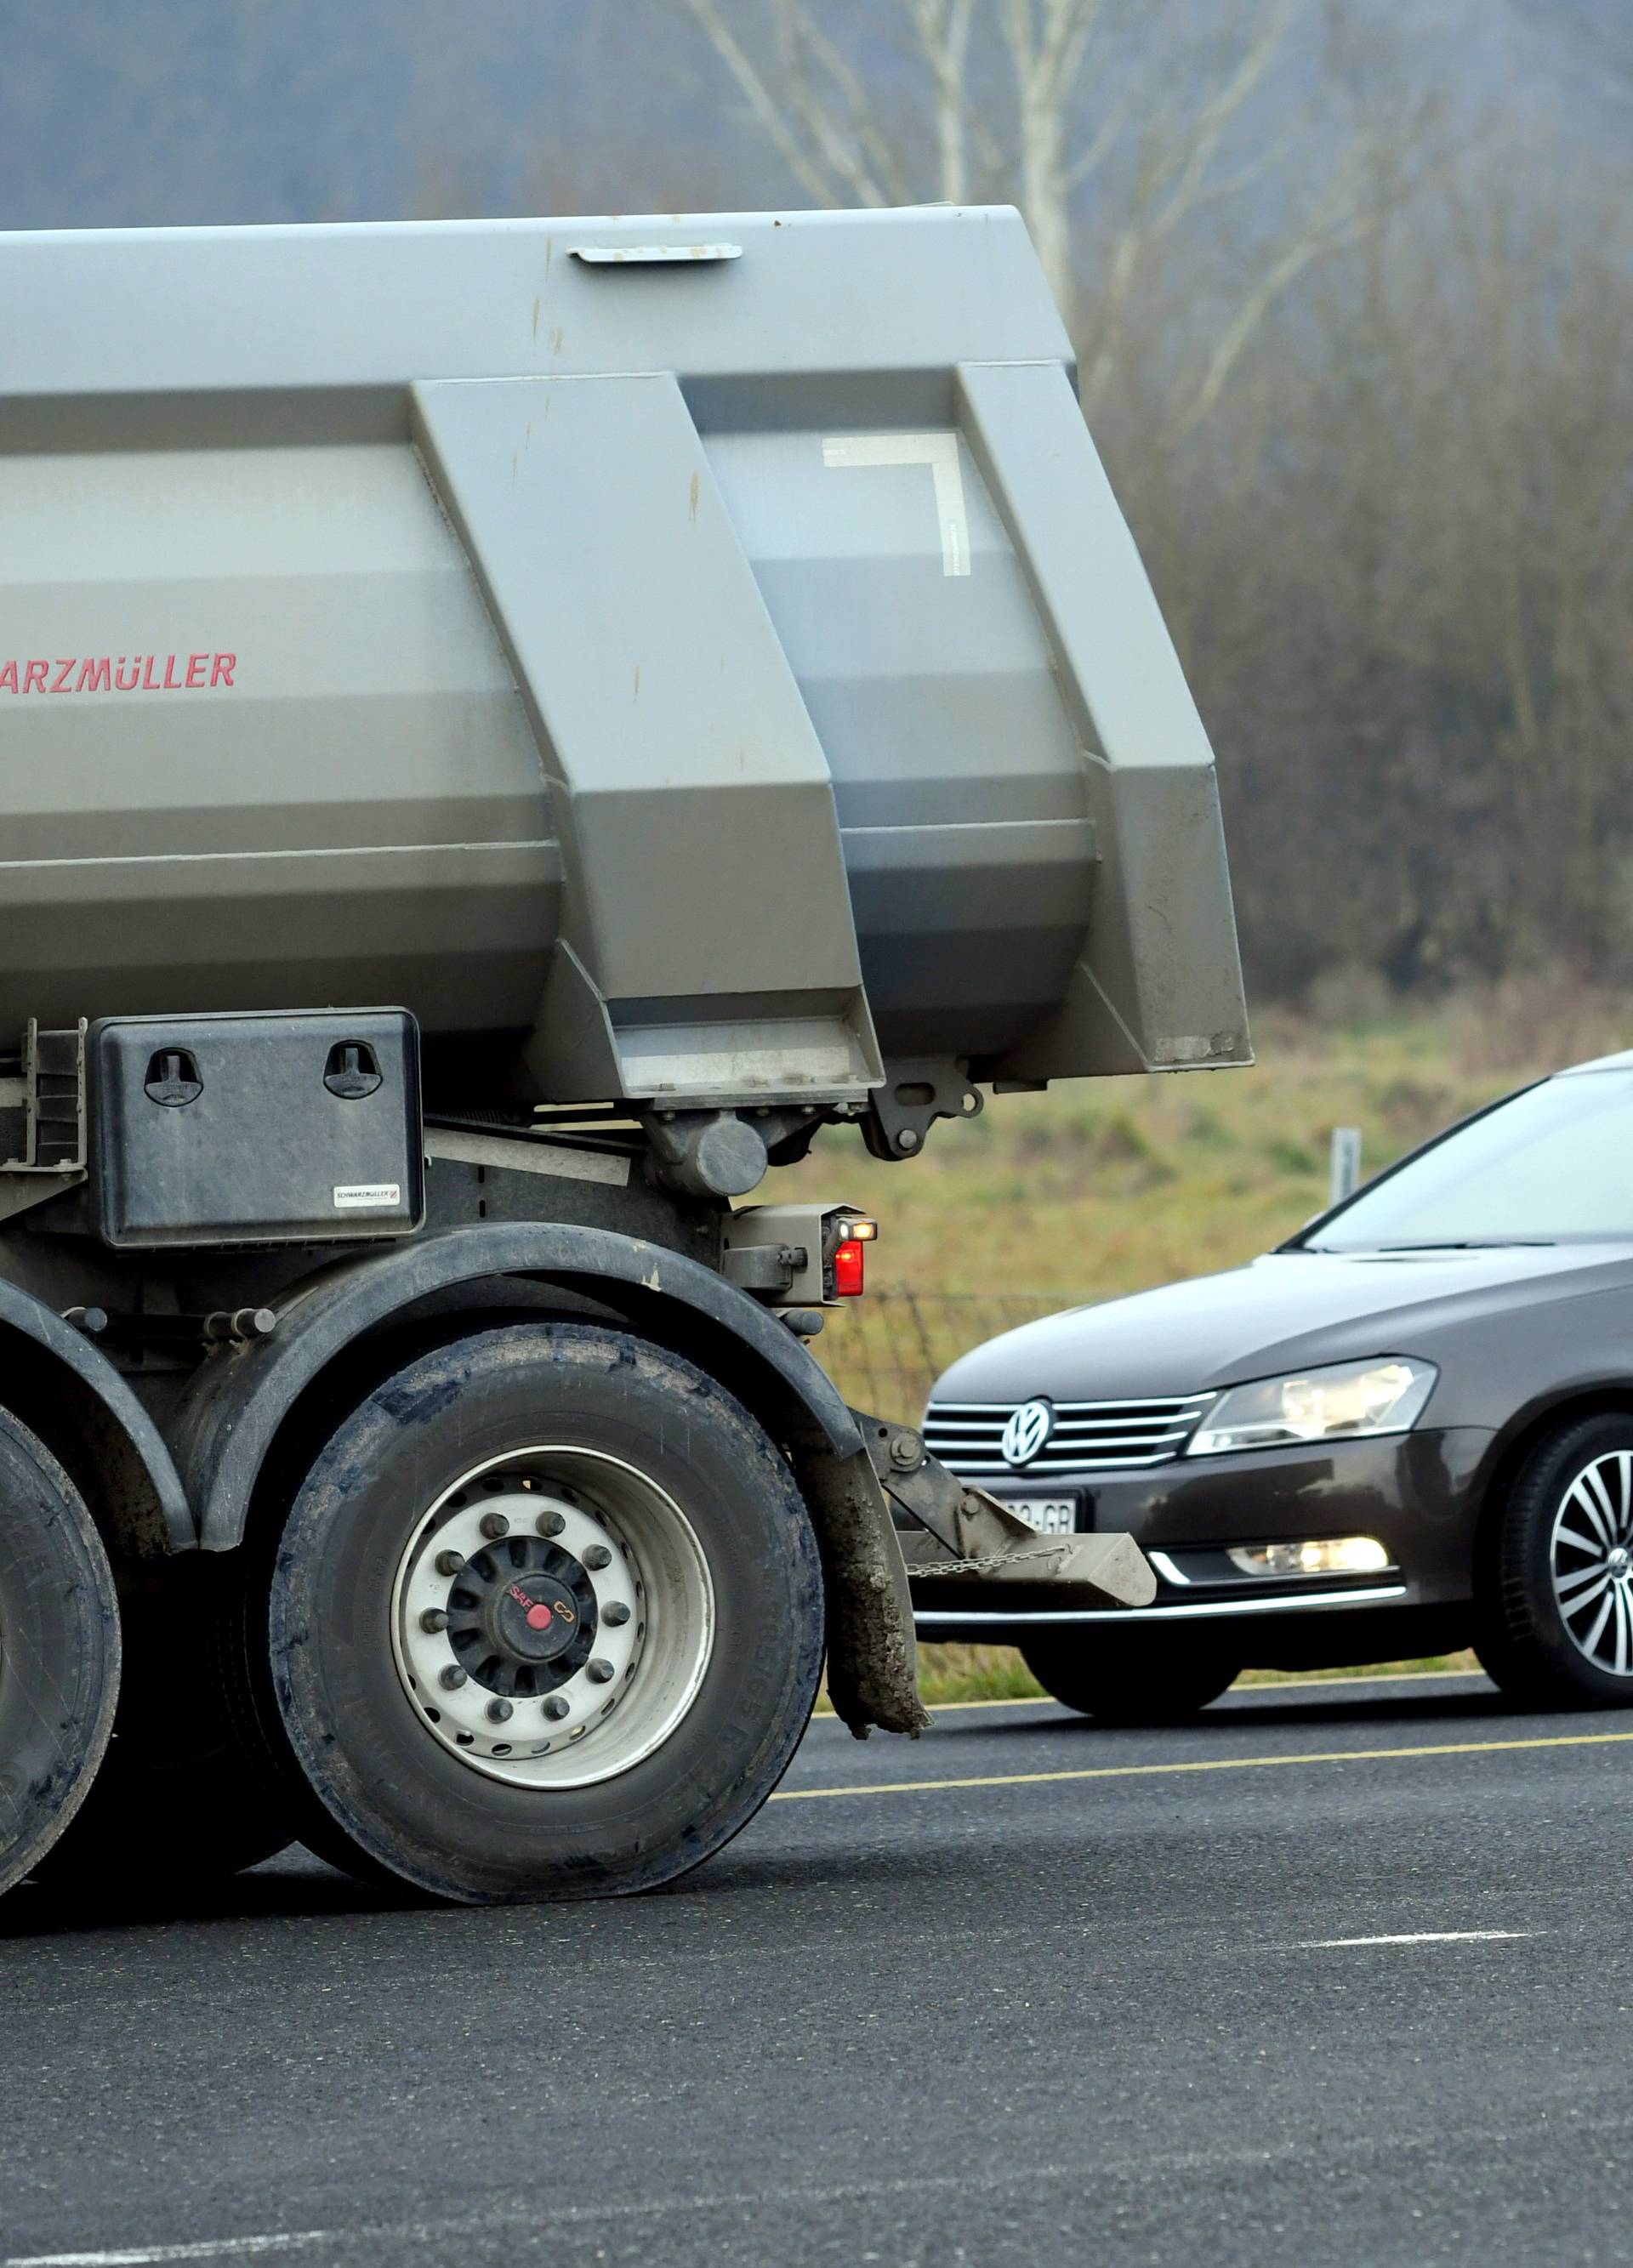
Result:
[0, 207, 1246, 1907]
[0, 205, 1244, 1119]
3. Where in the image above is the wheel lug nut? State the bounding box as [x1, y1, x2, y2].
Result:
[603, 1600, 631, 1627]
[419, 1607, 451, 1633]
[439, 1664, 468, 1691]
[542, 1694, 571, 1720]
[587, 1657, 615, 1684]
[583, 1544, 612, 1571]
[535, 1509, 566, 1538]
[435, 1549, 465, 1577]
[486, 1698, 514, 1723]
[479, 1511, 510, 1539]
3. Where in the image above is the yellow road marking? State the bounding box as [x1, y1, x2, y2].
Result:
[771, 1728, 1633, 1802]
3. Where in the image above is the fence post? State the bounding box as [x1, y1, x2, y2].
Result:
[1329, 1126, 1363, 1208]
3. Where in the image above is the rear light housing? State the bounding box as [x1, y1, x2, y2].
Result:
[827, 1213, 876, 1299]
[719, 1202, 878, 1305]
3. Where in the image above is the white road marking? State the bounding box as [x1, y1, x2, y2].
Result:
[7, 2242, 333, 2267]
[1294, 1930, 1538, 1949]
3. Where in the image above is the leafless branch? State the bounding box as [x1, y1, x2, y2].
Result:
[675, 0, 840, 205]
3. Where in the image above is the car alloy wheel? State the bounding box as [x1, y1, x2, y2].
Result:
[1550, 1451, 1633, 1677]
[1474, 1413, 1633, 1709]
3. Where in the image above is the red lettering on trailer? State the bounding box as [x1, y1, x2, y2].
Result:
[0, 651, 240, 692]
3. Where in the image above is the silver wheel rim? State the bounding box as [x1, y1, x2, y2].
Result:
[1550, 1451, 1633, 1676]
[389, 1446, 715, 1790]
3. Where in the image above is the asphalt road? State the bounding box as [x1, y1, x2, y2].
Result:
[6, 1668, 1633, 2268]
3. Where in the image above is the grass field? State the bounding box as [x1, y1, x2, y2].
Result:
[787, 977, 1625, 1705]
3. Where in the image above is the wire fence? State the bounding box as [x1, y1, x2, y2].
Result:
[813, 1291, 1078, 1423]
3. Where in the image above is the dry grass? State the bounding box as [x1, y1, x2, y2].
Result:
[791, 981, 1625, 1705]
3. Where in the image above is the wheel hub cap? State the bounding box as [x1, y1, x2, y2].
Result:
[389, 1448, 715, 1791]
[449, 1542, 596, 1691]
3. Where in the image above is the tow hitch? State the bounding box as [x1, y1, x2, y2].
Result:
[857, 1416, 1156, 1606]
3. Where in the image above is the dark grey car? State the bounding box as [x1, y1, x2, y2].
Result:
[922, 1049, 1633, 1719]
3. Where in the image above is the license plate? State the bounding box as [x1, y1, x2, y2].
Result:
[1004, 1497, 1078, 1536]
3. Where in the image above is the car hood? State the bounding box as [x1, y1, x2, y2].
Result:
[930, 1244, 1633, 1404]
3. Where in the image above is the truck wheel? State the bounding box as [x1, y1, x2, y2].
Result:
[0, 1407, 121, 1898]
[1474, 1414, 1633, 1708]
[30, 1555, 295, 1891]
[249, 1322, 825, 1902]
[1019, 1629, 1238, 1724]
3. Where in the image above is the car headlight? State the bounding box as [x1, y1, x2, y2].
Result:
[1186, 1357, 1437, 1457]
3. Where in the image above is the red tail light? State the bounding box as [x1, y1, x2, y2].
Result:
[832, 1238, 866, 1297]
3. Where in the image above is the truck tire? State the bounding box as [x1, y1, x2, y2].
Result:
[1474, 1413, 1633, 1708]
[246, 1322, 825, 1902]
[31, 1555, 295, 1891]
[0, 1407, 121, 1898]
[1019, 1629, 1238, 1724]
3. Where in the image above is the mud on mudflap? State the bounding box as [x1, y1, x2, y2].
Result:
[855, 1410, 1157, 1614]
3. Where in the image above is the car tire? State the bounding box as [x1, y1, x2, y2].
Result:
[1019, 1629, 1238, 1724]
[0, 1406, 121, 1899]
[1474, 1413, 1633, 1708]
[238, 1322, 826, 1903]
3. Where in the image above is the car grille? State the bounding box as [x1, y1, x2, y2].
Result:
[923, 1395, 1214, 1475]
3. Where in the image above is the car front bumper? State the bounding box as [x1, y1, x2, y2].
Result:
[910, 1426, 1493, 1642]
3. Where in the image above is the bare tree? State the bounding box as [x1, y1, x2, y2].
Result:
[674, 0, 906, 207]
[647, 7, 1633, 998]
[669, 0, 1410, 434]
[905, 0, 977, 203]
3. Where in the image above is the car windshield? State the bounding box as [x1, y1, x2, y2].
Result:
[1299, 1069, 1633, 1252]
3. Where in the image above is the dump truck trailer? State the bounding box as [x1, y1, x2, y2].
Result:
[0, 206, 1247, 1903]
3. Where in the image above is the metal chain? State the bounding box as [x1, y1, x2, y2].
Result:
[908, 1541, 1073, 1580]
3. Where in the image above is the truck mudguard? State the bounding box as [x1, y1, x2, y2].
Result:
[164, 1223, 928, 1735]
[0, 1279, 192, 1553]
[170, 1221, 866, 1551]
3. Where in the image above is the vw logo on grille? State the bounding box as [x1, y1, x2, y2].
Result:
[1001, 1398, 1055, 1468]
